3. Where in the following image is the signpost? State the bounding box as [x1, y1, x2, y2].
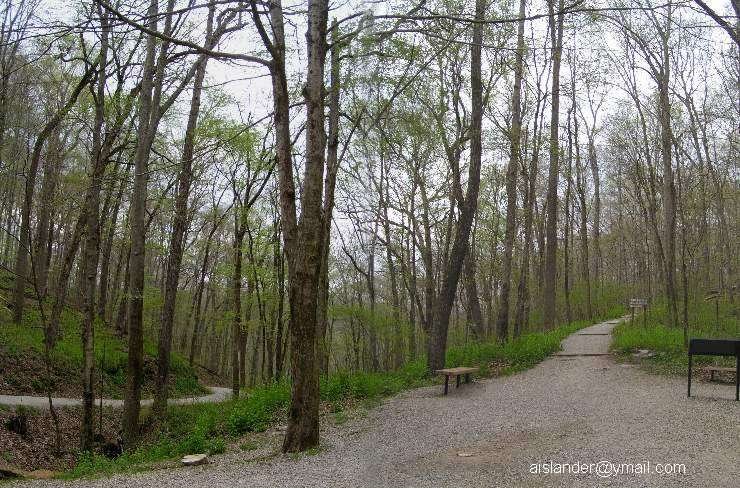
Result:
[704, 291, 720, 330]
[629, 298, 648, 327]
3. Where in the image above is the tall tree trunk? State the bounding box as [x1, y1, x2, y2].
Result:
[514, 94, 544, 338]
[564, 110, 573, 325]
[189, 227, 216, 366]
[381, 168, 403, 366]
[231, 207, 246, 397]
[280, 0, 329, 453]
[80, 11, 110, 450]
[48, 210, 86, 347]
[463, 243, 484, 339]
[367, 219, 380, 371]
[495, 0, 526, 342]
[571, 74, 592, 321]
[114, 245, 130, 337]
[542, 0, 565, 329]
[407, 222, 418, 359]
[153, 8, 213, 414]
[317, 20, 341, 375]
[273, 227, 286, 381]
[587, 134, 601, 291]
[676, 145, 689, 346]
[33, 129, 63, 299]
[122, 0, 161, 448]
[658, 6, 679, 329]
[97, 165, 128, 323]
[427, 0, 485, 371]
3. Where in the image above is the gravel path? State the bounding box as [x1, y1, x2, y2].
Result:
[12, 318, 740, 487]
[0, 387, 231, 409]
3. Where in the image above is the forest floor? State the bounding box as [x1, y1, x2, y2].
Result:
[9, 318, 739, 487]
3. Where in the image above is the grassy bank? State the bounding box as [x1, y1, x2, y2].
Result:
[66, 311, 625, 478]
[0, 307, 205, 399]
[611, 298, 738, 375]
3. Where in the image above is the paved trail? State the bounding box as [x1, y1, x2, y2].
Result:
[14, 318, 740, 487]
[0, 387, 231, 409]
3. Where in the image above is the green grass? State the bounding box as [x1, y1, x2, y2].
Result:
[612, 298, 739, 375]
[64, 310, 627, 479]
[446, 320, 587, 374]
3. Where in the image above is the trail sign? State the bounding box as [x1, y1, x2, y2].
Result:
[629, 298, 648, 327]
[704, 291, 721, 328]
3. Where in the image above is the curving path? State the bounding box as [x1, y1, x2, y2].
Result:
[13, 318, 740, 487]
[0, 386, 231, 409]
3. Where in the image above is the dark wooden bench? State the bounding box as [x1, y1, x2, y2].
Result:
[688, 339, 739, 401]
[435, 367, 478, 395]
[701, 366, 737, 382]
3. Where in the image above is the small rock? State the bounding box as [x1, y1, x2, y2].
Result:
[632, 349, 656, 359]
[181, 454, 208, 466]
[457, 452, 474, 457]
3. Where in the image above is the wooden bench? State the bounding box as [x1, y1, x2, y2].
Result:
[435, 367, 478, 395]
[688, 338, 739, 401]
[701, 366, 737, 382]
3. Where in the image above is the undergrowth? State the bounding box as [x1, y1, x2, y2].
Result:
[611, 298, 738, 374]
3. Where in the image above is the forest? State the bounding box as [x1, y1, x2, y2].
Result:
[0, 0, 737, 480]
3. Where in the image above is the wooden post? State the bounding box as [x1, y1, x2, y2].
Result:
[630, 298, 648, 327]
[643, 304, 647, 328]
[704, 291, 720, 332]
[715, 300, 719, 329]
[687, 353, 692, 398]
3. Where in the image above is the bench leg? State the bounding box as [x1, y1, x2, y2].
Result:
[687, 354, 692, 398]
[444, 375, 449, 395]
[456, 375, 461, 388]
[465, 373, 471, 384]
[735, 356, 740, 402]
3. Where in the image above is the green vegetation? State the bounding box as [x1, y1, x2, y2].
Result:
[65, 312, 624, 479]
[611, 298, 738, 375]
[0, 305, 204, 399]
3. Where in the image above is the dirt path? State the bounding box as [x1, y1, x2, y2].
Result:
[0, 387, 231, 409]
[13, 318, 740, 487]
